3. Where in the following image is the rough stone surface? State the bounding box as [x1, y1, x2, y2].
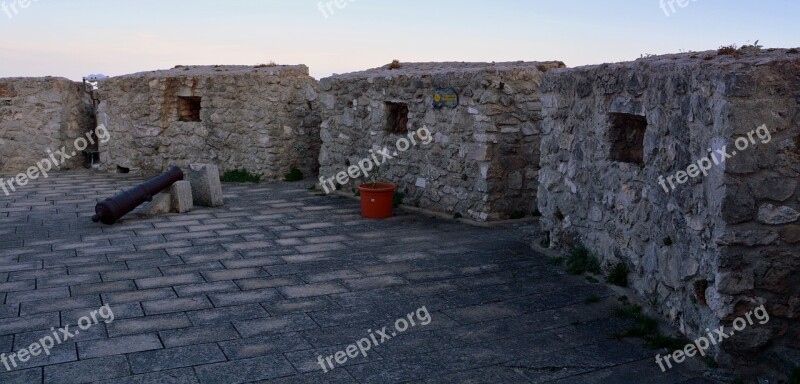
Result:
[318, 61, 565, 221]
[757, 204, 800, 225]
[170, 180, 193, 213]
[94, 65, 321, 180]
[2, 52, 796, 380]
[538, 49, 800, 367]
[780, 225, 800, 243]
[0, 170, 710, 383]
[137, 180, 194, 217]
[187, 164, 224, 207]
[137, 192, 172, 217]
[0, 77, 93, 172]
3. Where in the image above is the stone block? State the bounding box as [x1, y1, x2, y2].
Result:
[193, 354, 296, 383]
[537, 50, 800, 365]
[757, 204, 800, 225]
[94, 66, 321, 180]
[106, 313, 192, 337]
[170, 180, 193, 213]
[208, 288, 282, 307]
[78, 334, 163, 359]
[232, 314, 319, 338]
[317, 62, 563, 222]
[780, 225, 800, 243]
[187, 164, 224, 207]
[138, 193, 171, 217]
[127, 343, 226, 374]
[43, 355, 130, 383]
[277, 283, 348, 299]
[160, 324, 240, 348]
[0, 78, 93, 173]
[142, 296, 213, 315]
[137, 180, 195, 218]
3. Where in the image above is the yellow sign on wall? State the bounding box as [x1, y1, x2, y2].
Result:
[433, 89, 459, 109]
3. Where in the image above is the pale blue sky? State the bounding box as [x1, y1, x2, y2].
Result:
[0, 0, 797, 80]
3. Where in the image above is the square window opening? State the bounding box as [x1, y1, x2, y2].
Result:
[385, 102, 409, 134]
[178, 96, 202, 122]
[608, 112, 647, 165]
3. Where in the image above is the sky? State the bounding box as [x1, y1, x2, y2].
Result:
[0, 0, 797, 81]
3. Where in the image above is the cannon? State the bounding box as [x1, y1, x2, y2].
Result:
[92, 166, 184, 225]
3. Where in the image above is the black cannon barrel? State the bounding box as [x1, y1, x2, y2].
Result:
[92, 166, 184, 225]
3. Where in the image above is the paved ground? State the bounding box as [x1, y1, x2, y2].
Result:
[0, 171, 713, 383]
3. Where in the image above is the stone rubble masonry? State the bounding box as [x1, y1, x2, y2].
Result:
[1, 52, 798, 376]
[186, 164, 224, 207]
[170, 180, 194, 213]
[318, 61, 565, 222]
[0, 77, 94, 172]
[137, 192, 173, 217]
[137, 180, 193, 216]
[538, 48, 800, 367]
[94, 65, 322, 180]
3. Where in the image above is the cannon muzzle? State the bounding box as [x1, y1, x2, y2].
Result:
[92, 166, 184, 225]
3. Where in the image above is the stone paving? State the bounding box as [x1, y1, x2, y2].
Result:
[0, 171, 714, 383]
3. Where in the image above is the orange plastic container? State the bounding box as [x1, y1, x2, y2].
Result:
[358, 183, 396, 219]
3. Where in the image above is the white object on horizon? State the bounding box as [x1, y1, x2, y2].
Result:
[86, 74, 108, 81]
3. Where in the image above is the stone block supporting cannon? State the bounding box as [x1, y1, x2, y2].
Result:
[92, 166, 185, 225]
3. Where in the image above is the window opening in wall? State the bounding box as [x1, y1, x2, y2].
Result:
[608, 112, 647, 165]
[177, 96, 202, 122]
[385, 102, 409, 133]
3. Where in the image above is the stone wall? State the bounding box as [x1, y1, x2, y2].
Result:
[0, 77, 93, 172]
[95, 65, 321, 179]
[538, 49, 800, 366]
[318, 61, 565, 221]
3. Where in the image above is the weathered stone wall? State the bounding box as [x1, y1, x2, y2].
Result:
[0, 77, 93, 172]
[318, 61, 565, 221]
[538, 49, 800, 365]
[95, 65, 321, 179]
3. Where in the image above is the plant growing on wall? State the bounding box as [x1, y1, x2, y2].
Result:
[606, 263, 629, 287]
[284, 168, 304, 182]
[566, 246, 601, 275]
[789, 368, 800, 384]
[254, 61, 278, 68]
[220, 169, 261, 183]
